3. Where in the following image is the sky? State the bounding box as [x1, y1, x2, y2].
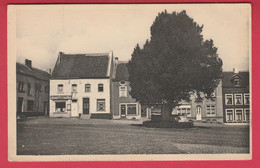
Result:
[14, 4, 251, 72]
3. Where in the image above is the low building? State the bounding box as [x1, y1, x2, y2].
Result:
[111, 61, 141, 119]
[222, 69, 250, 123]
[49, 52, 114, 119]
[16, 59, 50, 116]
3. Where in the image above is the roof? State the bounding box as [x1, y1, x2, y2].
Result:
[16, 63, 50, 81]
[222, 71, 249, 88]
[114, 63, 129, 81]
[51, 53, 110, 79]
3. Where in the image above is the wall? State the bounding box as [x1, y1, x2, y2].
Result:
[49, 78, 110, 117]
[16, 73, 49, 114]
[112, 81, 141, 119]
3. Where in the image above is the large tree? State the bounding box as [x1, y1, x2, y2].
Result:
[127, 10, 223, 122]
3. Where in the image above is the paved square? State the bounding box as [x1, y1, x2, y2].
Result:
[17, 117, 250, 155]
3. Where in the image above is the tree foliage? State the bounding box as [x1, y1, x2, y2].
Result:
[127, 10, 223, 110]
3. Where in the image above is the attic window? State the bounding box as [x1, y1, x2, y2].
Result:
[234, 79, 240, 86]
[119, 80, 126, 86]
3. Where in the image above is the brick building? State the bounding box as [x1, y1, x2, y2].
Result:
[16, 59, 50, 116]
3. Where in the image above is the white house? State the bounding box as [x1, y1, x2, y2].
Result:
[49, 52, 114, 119]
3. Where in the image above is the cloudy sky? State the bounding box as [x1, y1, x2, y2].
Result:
[14, 4, 250, 72]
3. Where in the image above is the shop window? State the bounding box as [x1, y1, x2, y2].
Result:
[235, 94, 243, 105]
[85, 84, 91, 92]
[27, 100, 34, 111]
[244, 93, 250, 105]
[127, 104, 137, 115]
[225, 94, 233, 105]
[206, 105, 216, 116]
[98, 84, 103, 92]
[55, 102, 66, 112]
[97, 99, 105, 111]
[226, 109, 234, 122]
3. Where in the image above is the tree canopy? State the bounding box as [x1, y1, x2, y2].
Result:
[127, 10, 223, 109]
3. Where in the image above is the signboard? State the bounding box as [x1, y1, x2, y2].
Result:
[50, 95, 72, 100]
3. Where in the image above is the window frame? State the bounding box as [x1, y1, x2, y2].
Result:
[176, 107, 191, 117]
[72, 84, 77, 92]
[97, 99, 106, 111]
[85, 84, 91, 92]
[58, 84, 63, 93]
[244, 93, 250, 105]
[206, 105, 216, 116]
[225, 109, 234, 122]
[98, 84, 104, 92]
[119, 86, 127, 97]
[234, 94, 243, 105]
[225, 94, 233, 105]
[244, 108, 250, 122]
[18, 81, 24, 92]
[27, 83, 32, 96]
[235, 108, 243, 122]
[55, 101, 66, 112]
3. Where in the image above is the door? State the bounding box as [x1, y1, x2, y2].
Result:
[44, 101, 49, 115]
[120, 104, 126, 118]
[17, 97, 23, 115]
[196, 105, 202, 121]
[83, 98, 90, 114]
[71, 99, 78, 117]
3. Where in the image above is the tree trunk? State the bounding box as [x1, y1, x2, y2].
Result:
[161, 103, 173, 122]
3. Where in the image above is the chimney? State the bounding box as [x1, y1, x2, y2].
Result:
[233, 68, 239, 74]
[25, 59, 32, 69]
[58, 51, 64, 64]
[47, 69, 52, 74]
[115, 57, 118, 65]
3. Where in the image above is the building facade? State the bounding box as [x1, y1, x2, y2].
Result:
[172, 81, 223, 123]
[111, 62, 141, 119]
[49, 52, 114, 119]
[16, 59, 50, 116]
[222, 70, 250, 123]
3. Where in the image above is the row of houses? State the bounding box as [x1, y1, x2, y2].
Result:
[16, 51, 250, 123]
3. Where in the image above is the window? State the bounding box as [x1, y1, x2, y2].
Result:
[244, 93, 250, 105]
[226, 109, 234, 122]
[225, 94, 233, 105]
[177, 106, 191, 117]
[235, 94, 243, 105]
[244, 108, 250, 122]
[119, 86, 127, 97]
[44, 86, 49, 93]
[235, 109, 243, 122]
[27, 100, 34, 111]
[120, 104, 138, 116]
[127, 104, 137, 115]
[55, 102, 66, 112]
[72, 84, 77, 92]
[18, 81, 24, 92]
[67, 104, 71, 111]
[97, 99, 105, 111]
[58, 84, 63, 92]
[234, 79, 240, 86]
[98, 84, 103, 92]
[85, 84, 91, 92]
[28, 83, 32, 95]
[206, 105, 216, 116]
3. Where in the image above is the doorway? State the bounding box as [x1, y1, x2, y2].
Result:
[71, 99, 78, 117]
[196, 105, 202, 121]
[17, 97, 23, 115]
[83, 98, 90, 114]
